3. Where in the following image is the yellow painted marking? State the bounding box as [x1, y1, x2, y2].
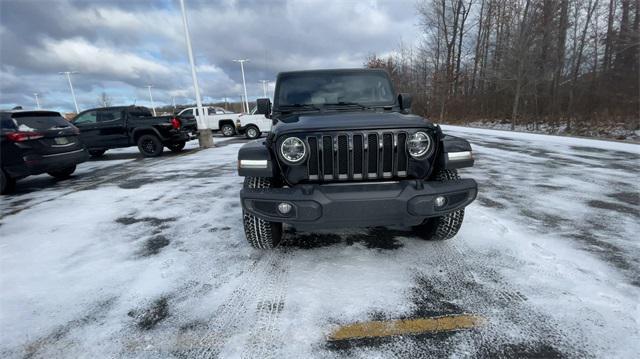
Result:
[328, 314, 486, 341]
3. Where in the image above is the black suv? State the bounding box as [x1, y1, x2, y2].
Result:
[237, 69, 477, 249]
[72, 106, 197, 157]
[1, 110, 88, 194]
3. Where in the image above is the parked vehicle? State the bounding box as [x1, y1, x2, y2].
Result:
[178, 106, 238, 137]
[237, 69, 477, 249]
[178, 106, 271, 139]
[1, 110, 88, 194]
[72, 106, 197, 158]
[236, 107, 272, 139]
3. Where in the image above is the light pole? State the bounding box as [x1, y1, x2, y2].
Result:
[59, 71, 79, 113]
[171, 96, 176, 110]
[147, 85, 157, 116]
[179, 0, 213, 147]
[259, 80, 269, 98]
[34, 93, 40, 109]
[233, 59, 250, 113]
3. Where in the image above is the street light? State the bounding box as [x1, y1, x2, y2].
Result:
[147, 85, 157, 116]
[179, 0, 213, 148]
[233, 59, 250, 113]
[258, 80, 270, 98]
[34, 93, 40, 109]
[59, 71, 79, 113]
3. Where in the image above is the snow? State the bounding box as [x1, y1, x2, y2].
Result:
[17, 124, 37, 132]
[1, 128, 638, 358]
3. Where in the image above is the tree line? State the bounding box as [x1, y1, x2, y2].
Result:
[367, 0, 639, 136]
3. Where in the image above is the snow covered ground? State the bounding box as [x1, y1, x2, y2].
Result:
[1, 128, 638, 358]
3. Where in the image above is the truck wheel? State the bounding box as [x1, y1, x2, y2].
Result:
[89, 149, 106, 158]
[47, 165, 76, 179]
[221, 123, 236, 137]
[1, 170, 16, 194]
[245, 125, 261, 139]
[137, 134, 163, 157]
[167, 141, 186, 152]
[413, 169, 465, 241]
[242, 177, 283, 249]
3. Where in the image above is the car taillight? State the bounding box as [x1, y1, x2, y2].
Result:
[171, 117, 181, 129]
[6, 131, 44, 142]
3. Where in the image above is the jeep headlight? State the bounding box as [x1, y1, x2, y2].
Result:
[407, 131, 432, 158]
[280, 137, 306, 163]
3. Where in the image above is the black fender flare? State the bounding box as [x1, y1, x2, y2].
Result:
[131, 127, 166, 142]
[438, 134, 474, 169]
[237, 140, 275, 177]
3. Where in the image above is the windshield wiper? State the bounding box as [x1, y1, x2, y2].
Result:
[278, 104, 323, 112]
[323, 102, 371, 110]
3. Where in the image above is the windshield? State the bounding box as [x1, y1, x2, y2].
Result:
[11, 112, 70, 131]
[276, 72, 395, 108]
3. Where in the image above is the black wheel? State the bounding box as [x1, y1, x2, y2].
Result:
[242, 177, 282, 249]
[137, 134, 163, 157]
[245, 125, 261, 139]
[1, 169, 16, 194]
[167, 141, 186, 152]
[47, 165, 77, 179]
[221, 123, 236, 137]
[88, 149, 106, 158]
[413, 169, 465, 241]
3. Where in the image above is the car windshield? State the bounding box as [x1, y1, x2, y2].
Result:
[11, 112, 70, 131]
[276, 72, 395, 108]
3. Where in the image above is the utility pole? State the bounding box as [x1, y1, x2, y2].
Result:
[259, 80, 269, 98]
[179, 0, 213, 148]
[233, 59, 250, 113]
[34, 93, 40, 109]
[59, 71, 79, 113]
[147, 85, 157, 116]
[171, 96, 176, 109]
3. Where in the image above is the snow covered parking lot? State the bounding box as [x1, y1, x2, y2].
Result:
[1, 128, 638, 358]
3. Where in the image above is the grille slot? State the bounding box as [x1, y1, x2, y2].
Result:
[306, 131, 409, 182]
[322, 136, 333, 179]
[353, 135, 363, 179]
[338, 135, 348, 178]
[308, 137, 319, 179]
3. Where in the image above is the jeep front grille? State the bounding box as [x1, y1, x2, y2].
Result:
[306, 131, 408, 181]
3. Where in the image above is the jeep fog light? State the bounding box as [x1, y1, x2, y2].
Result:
[280, 137, 306, 163]
[278, 202, 293, 214]
[434, 196, 446, 207]
[408, 131, 431, 158]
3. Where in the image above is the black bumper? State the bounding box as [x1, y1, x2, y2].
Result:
[5, 148, 89, 179]
[241, 179, 477, 228]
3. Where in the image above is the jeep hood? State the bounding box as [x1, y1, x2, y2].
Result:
[272, 111, 435, 137]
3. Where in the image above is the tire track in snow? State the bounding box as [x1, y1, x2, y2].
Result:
[175, 251, 290, 358]
[240, 251, 291, 359]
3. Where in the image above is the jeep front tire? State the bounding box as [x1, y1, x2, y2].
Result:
[242, 177, 283, 249]
[413, 169, 465, 241]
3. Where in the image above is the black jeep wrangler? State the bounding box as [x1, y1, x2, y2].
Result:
[238, 69, 477, 249]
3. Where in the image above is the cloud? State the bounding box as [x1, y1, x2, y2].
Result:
[0, 0, 420, 112]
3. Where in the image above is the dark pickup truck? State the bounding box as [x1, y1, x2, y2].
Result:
[71, 106, 198, 157]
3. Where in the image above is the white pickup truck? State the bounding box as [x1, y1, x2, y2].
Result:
[177, 106, 271, 139]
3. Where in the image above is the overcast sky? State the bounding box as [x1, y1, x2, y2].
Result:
[0, 0, 421, 113]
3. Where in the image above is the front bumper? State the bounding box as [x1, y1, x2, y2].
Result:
[241, 179, 477, 228]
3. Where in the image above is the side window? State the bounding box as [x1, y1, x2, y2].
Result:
[208, 108, 216, 115]
[181, 109, 192, 116]
[73, 111, 97, 125]
[1, 115, 17, 132]
[97, 109, 123, 122]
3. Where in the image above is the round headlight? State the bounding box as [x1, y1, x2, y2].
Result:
[407, 131, 432, 158]
[280, 137, 306, 163]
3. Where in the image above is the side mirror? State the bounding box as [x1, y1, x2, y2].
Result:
[256, 98, 271, 117]
[398, 93, 412, 113]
